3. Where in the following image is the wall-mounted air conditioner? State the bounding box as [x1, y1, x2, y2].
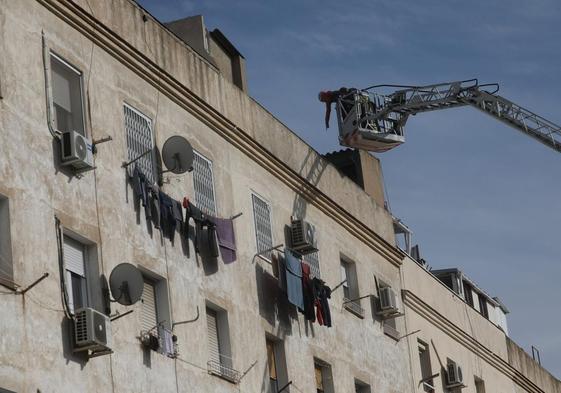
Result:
[290, 219, 318, 255]
[378, 286, 399, 315]
[61, 130, 94, 170]
[446, 360, 464, 388]
[74, 307, 112, 353]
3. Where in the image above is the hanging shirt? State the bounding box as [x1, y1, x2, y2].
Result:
[284, 250, 304, 311]
[208, 216, 237, 263]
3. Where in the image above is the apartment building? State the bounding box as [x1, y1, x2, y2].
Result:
[0, 1, 559, 393]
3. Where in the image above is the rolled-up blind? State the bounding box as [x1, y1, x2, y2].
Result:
[63, 236, 85, 277]
[141, 280, 158, 332]
[206, 308, 220, 364]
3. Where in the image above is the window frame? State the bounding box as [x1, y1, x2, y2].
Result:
[192, 150, 218, 215]
[62, 234, 90, 315]
[341, 256, 364, 318]
[0, 195, 14, 290]
[205, 302, 238, 383]
[418, 339, 435, 392]
[48, 51, 87, 137]
[138, 268, 172, 332]
[314, 358, 334, 393]
[123, 103, 157, 185]
[251, 192, 274, 261]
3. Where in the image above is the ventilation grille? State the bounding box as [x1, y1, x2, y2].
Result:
[75, 309, 89, 344]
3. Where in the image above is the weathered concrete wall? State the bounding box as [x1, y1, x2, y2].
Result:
[402, 257, 561, 393]
[0, 0, 409, 392]
[507, 339, 561, 393]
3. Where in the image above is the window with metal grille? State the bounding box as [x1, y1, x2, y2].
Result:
[193, 151, 217, 215]
[63, 235, 88, 314]
[123, 104, 156, 184]
[252, 194, 273, 260]
[303, 251, 321, 278]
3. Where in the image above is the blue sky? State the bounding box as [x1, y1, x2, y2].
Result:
[137, 0, 561, 376]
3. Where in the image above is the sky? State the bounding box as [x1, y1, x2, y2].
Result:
[137, 0, 561, 376]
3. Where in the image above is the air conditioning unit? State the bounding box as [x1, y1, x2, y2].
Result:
[74, 307, 112, 352]
[60, 130, 94, 170]
[378, 286, 399, 314]
[290, 219, 318, 254]
[446, 361, 464, 388]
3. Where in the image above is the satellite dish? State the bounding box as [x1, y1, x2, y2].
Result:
[161, 135, 194, 174]
[109, 263, 144, 306]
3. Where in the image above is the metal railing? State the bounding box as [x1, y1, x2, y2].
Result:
[342, 297, 365, 318]
[207, 353, 240, 384]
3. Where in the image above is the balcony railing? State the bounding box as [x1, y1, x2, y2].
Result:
[207, 358, 240, 384]
[343, 297, 365, 318]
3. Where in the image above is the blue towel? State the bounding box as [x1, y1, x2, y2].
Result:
[285, 250, 304, 310]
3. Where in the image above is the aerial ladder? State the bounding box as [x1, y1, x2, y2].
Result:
[319, 79, 561, 153]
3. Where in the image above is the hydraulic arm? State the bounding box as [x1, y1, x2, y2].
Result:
[320, 79, 561, 153]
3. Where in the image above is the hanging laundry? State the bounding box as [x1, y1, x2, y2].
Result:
[184, 199, 219, 258]
[208, 216, 237, 263]
[130, 165, 151, 219]
[284, 250, 304, 311]
[301, 262, 316, 322]
[158, 326, 176, 358]
[160, 191, 181, 242]
[313, 278, 332, 327]
[148, 184, 160, 228]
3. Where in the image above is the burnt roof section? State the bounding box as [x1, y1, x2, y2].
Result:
[209, 29, 245, 59]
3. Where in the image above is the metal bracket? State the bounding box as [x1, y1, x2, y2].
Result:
[19, 273, 49, 295]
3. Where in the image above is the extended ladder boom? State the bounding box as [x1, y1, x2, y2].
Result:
[324, 79, 561, 153]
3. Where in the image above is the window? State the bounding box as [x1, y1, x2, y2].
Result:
[266, 338, 289, 393]
[314, 359, 334, 393]
[0, 196, 14, 289]
[206, 305, 238, 383]
[354, 379, 371, 393]
[463, 281, 474, 307]
[63, 235, 88, 313]
[475, 377, 486, 393]
[252, 194, 273, 260]
[303, 251, 321, 278]
[478, 294, 489, 319]
[141, 278, 158, 333]
[418, 340, 434, 392]
[50, 53, 85, 135]
[139, 272, 171, 332]
[123, 104, 156, 184]
[341, 258, 363, 318]
[193, 151, 217, 215]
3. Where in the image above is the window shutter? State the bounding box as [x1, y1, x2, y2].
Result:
[123, 104, 156, 184]
[193, 152, 217, 215]
[63, 236, 86, 277]
[141, 280, 158, 332]
[206, 308, 221, 364]
[252, 194, 273, 258]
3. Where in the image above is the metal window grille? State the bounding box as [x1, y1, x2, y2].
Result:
[123, 104, 156, 184]
[303, 251, 321, 278]
[193, 151, 217, 215]
[252, 194, 273, 259]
